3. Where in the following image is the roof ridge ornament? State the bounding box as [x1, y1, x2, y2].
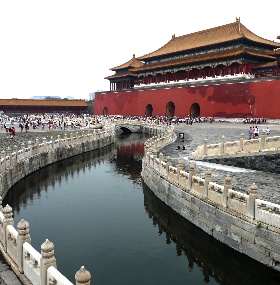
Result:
[172, 34, 175, 40]
[236, 17, 241, 33]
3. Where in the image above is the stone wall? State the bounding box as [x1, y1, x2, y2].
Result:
[142, 133, 280, 272]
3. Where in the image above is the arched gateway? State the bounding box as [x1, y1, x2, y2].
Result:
[166, 101, 175, 117]
[190, 103, 200, 118]
[103, 107, 108, 115]
[145, 104, 153, 116]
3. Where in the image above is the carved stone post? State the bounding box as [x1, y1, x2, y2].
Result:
[21, 143, 25, 158]
[203, 139, 208, 155]
[40, 239, 57, 285]
[28, 141, 32, 157]
[0, 196, 3, 212]
[247, 183, 259, 220]
[57, 135, 61, 148]
[0, 150, 6, 160]
[3, 205, 14, 252]
[189, 164, 196, 190]
[204, 170, 212, 199]
[43, 137, 47, 152]
[75, 266, 91, 285]
[159, 153, 163, 173]
[220, 136, 225, 155]
[239, 133, 244, 152]
[166, 156, 172, 178]
[17, 219, 31, 273]
[177, 160, 184, 185]
[13, 145, 18, 164]
[260, 129, 266, 150]
[152, 150, 157, 169]
[223, 176, 232, 208]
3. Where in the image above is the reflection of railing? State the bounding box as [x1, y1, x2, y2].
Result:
[191, 130, 280, 159]
[142, 130, 280, 272]
[0, 126, 116, 285]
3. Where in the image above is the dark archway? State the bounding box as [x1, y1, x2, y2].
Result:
[190, 103, 200, 118]
[166, 101, 175, 117]
[103, 107, 108, 115]
[145, 104, 153, 116]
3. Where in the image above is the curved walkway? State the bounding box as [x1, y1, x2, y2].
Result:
[160, 121, 280, 203]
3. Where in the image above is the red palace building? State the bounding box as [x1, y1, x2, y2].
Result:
[94, 18, 280, 119]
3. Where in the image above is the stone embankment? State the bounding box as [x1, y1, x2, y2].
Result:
[0, 121, 170, 285]
[141, 122, 280, 272]
[0, 125, 115, 285]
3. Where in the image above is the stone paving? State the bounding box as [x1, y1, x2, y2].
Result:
[0, 120, 279, 284]
[160, 121, 280, 203]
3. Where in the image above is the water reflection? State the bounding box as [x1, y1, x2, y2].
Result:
[5, 144, 115, 214]
[143, 182, 280, 285]
[3, 132, 280, 284]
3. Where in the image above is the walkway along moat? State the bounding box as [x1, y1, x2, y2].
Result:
[0, 118, 276, 284]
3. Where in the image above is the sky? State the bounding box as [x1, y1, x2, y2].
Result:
[0, 0, 279, 101]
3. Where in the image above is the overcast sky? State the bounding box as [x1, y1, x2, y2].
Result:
[0, 0, 279, 100]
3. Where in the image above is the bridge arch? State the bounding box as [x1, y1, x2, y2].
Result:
[190, 103, 200, 118]
[145, 104, 153, 116]
[166, 101, 175, 117]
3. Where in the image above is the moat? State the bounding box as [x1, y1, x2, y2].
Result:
[3, 132, 280, 285]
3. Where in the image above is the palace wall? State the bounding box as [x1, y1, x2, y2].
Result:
[95, 79, 280, 118]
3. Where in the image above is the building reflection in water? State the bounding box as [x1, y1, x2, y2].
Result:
[142, 183, 280, 285]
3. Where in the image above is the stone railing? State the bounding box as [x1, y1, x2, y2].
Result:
[0, 125, 116, 285]
[142, 132, 280, 272]
[191, 130, 280, 159]
[0, 120, 174, 285]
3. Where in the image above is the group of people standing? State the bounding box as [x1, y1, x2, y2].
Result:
[249, 126, 270, 139]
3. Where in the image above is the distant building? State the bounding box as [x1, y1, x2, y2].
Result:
[89, 92, 95, 101]
[0, 99, 88, 115]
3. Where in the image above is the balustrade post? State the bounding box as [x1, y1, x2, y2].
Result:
[177, 160, 184, 184]
[0, 196, 3, 212]
[17, 219, 31, 273]
[40, 239, 57, 285]
[166, 157, 172, 178]
[247, 183, 259, 220]
[6, 147, 11, 167]
[3, 205, 14, 252]
[28, 141, 33, 157]
[220, 136, 225, 155]
[21, 143, 25, 158]
[260, 129, 266, 150]
[152, 150, 157, 169]
[204, 170, 212, 199]
[1, 150, 6, 160]
[75, 266, 91, 285]
[203, 139, 208, 155]
[57, 135, 61, 148]
[189, 164, 196, 190]
[223, 176, 232, 208]
[239, 133, 244, 152]
[43, 137, 47, 152]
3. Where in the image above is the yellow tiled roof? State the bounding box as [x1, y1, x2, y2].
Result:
[105, 72, 138, 80]
[132, 47, 275, 72]
[111, 54, 144, 71]
[0, 99, 88, 107]
[138, 19, 280, 60]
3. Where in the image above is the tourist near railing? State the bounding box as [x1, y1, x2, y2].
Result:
[142, 130, 280, 271]
[191, 129, 280, 159]
[0, 120, 173, 285]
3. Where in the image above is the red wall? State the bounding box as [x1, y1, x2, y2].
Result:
[94, 80, 280, 118]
